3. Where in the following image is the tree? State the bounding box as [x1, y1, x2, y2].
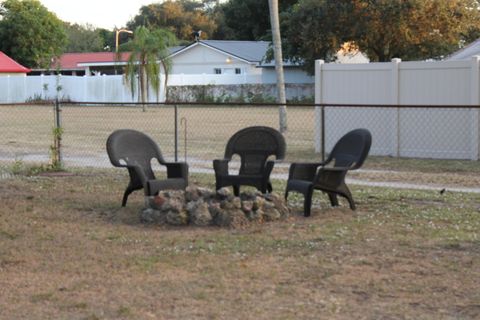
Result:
[284, 0, 480, 74]
[352, 0, 480, 62]
[121, 26, 177, 109]
[97, 28, 116, 52]
[283, 0, 357, 73]
[218, 0, 297, 40]
[268, 0, 287, 133]
[127, 1, 217, 42]
[0, 0, 67, 68]
[64, 23, 105, 52]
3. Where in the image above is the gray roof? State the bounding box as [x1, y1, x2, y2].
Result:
[199, 40, 270, 62]
[446, 38, 480, 60]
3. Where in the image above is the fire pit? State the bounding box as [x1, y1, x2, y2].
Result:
[141, 186, 290, 228]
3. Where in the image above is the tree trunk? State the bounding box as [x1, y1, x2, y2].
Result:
[268, 0, 287, 133]
[161, 59, 169, 102]
[140, 64, 147, 112]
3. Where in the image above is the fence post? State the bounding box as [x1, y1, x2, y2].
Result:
[174, 104, 178, 162]
[53, 98, 63, 168]
[314, 60, 325, 158]
[81, 75, 85, 101]
[391, 58, 401, 157]
[103, 74, 107, 102]
[471, 56, 480, 160]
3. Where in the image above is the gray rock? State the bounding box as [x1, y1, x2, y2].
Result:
[263, 201, 275, 210]
[252, 196, 265, 210]
[162, 198, 184, 212]
[232, 197, 242, 209]
[220, 199, 235, 210]
[197, 187, 214, 198]
[144, 196, 157, 209]
[190, 202, 212, 226]
[216, 187, 231, 199]
[263, 207, 281, 221]
[140, 208, 166, 224]
[229, 209, 249, 228]
[213, 209, 232, 227]
[241, 200, 253, 213]
[266, 193, 290, 217]
[246, 209, 263, 222]
[185, 186, 200, 202]
[166, 210, 189, 225]
[240, 191, 257, 201]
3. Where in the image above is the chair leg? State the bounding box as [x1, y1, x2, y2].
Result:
[347, 197, 356, 210]
[267, 182, 273, 193]
[215, 179, 222, 192]
[121, 186, 135, 207]
[303, 186, 314, 217]
[340, 186, 356, 210]
[328, 193, 339, 207]
[233, 185, 240, 196]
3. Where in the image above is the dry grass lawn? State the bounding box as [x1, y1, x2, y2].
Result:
[1, 169, 479, 319]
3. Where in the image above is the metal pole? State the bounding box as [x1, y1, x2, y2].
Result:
[181, 117, 188, 162]
[54, 98, 63, 167]
[174, 104, 178, 162]
[321, 105, 325, 162]
[397, 106, 401, 158]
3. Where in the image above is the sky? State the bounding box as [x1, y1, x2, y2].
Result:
[39, 0, 156, 30]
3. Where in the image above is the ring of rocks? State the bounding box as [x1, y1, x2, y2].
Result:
[141, 186, 290, 228]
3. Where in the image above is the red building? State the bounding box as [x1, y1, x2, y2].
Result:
[0, 51, 31, 75]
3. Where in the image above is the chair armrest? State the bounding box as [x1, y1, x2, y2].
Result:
[314, 166, 350, 188]
[213, 159, 230, 176]
[164, 162, 189, 179]
[288, 162, 324, 180]
[264, 160, 277, 178]
[129, 164, 149, 186]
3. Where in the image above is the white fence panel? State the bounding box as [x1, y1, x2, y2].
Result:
[25, 76, 44, 101]
[0, 77, 10, 103]
[399, 61, 471, 105]
[322, 63, 393, 104]
[399, 108, 472, 159]
[1, 73, 304, 104]
[315, 57, 480, 160]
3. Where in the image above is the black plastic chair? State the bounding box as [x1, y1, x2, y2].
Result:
[285, 128, 372, 216]
[213, 126, 286, 196]
[106, 129, 188, 206]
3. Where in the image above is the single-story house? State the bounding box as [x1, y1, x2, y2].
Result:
[34, 40, 370, 83]
[0, 51, 31, 76]
[168, 40, 315, 83]
[35, 41, 315, 83]
[37, 40, 368, 83]
[446, 38, 480, 60]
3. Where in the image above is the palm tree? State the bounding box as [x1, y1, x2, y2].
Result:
[268, 0, 287, 133]
[121, 26, 177, 110]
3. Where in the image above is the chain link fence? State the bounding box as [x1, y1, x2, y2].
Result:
[1, 101, 480, 189]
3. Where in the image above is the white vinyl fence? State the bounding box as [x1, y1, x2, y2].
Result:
[315, 56, 480, 160]
[0, 73, 313, 104]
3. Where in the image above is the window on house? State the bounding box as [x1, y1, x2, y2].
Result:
[235, 68, 241, 74]
[214, 68, 221, 74]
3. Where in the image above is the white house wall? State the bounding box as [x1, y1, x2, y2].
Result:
[170, 44, 260, 75]
[262, 68, 314, 84]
